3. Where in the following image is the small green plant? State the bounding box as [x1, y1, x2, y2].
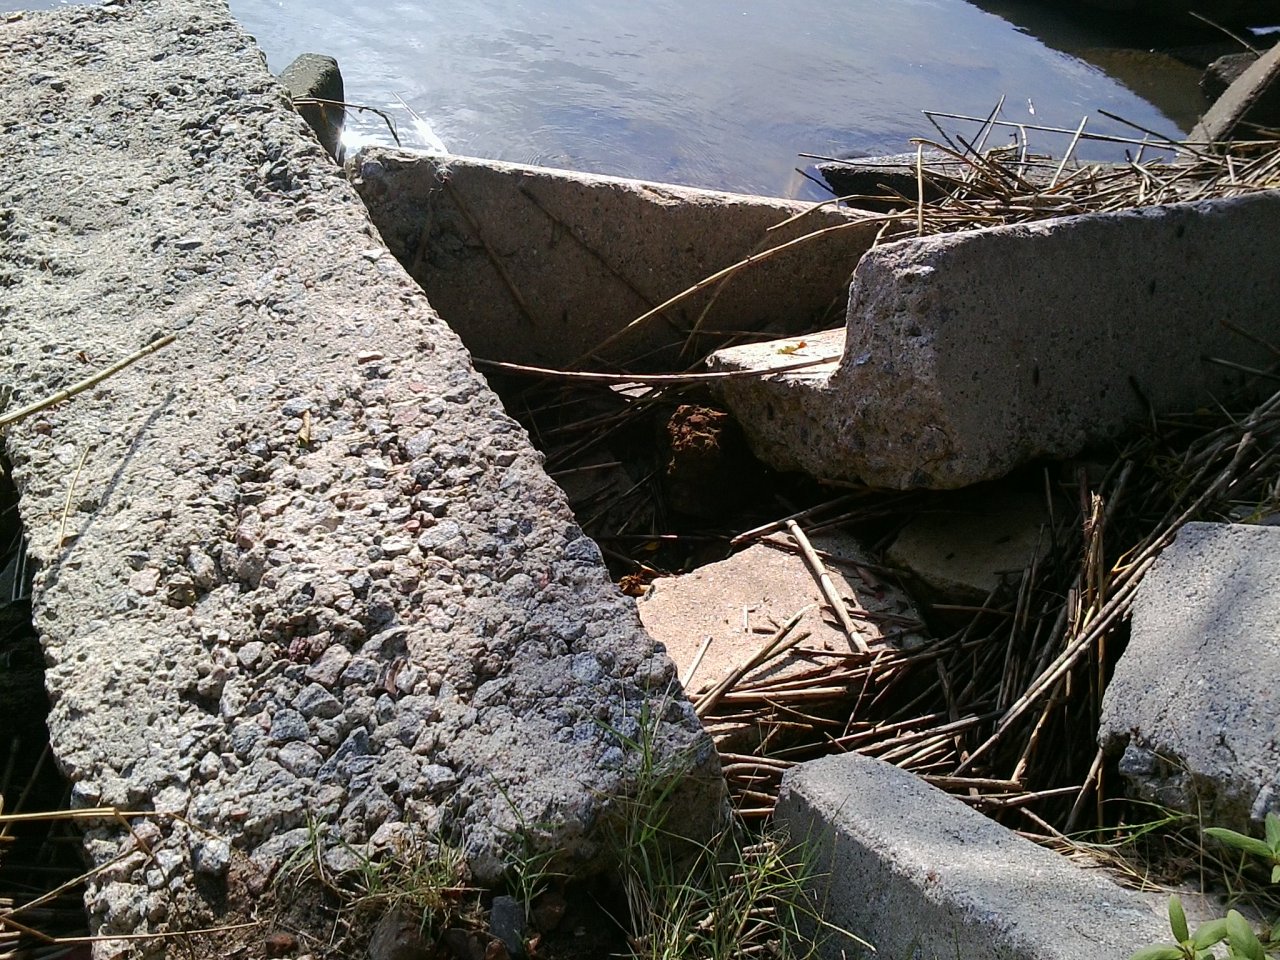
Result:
[600, 699, 870, 960]
[1205, 813, 1280, 886]
[1130, 812, 1280, 960]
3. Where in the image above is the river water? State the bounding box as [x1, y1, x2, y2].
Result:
[10, 0, 1208, 197]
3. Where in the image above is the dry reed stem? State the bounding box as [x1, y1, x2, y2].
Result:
[785, 521, 871, 654]
[474, 353, 840, 385]
[0, 334, 176, 432]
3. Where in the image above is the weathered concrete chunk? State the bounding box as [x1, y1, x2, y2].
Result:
[887, 481, 1052, 602]
[712, 192, 1280, 489]
[777, 752, 1170, 960]
[1100, 522, 1280, 833]
[637, 533, 923, 697]
[0, 1, 721, 952]
[351, 150, 882, 369]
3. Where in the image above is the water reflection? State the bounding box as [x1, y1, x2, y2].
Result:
[3, 0, 1202, 197]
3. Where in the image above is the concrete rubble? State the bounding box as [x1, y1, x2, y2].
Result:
[278, 53, 345, 163]
[711, 191, 1280, 489]
[0, 1, 722, 954]
[349, 149, 883, 369]
[1100, 522, 1280, 834]
[777, 752, 1171, 960]
[636, 533, 925, 745]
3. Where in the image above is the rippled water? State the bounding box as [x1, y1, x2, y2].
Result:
[9, 0, 1204, 197]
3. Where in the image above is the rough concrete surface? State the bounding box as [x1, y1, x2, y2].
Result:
[0, 2, 722, 955]
[777, 753, 1170, 960]
[712, 191, 1280, 489]
[350, 150, 881, 370]
[1100, 522, 1280, 833]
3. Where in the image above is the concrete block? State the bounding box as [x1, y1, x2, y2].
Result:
[0, 2, 722, 950]
[1100, 522, 1280, 833]
[776, 752, 1170, 960]
[350, 150, 882, 369]
[712, 191, 1280, 489]
[636, 534, 923, 744]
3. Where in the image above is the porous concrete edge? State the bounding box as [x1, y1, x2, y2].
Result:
[0, 2, 723, 955]
[776, 753, 1169, 960]
[713, 191, 1280, 489]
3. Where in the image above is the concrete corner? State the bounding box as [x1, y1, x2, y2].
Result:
[1100, 522, 1280, 833]
[776, 752, 1169, 960]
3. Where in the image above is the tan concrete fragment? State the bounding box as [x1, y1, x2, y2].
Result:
[636, 533, 924, 699]
[351, 150, 880, 369]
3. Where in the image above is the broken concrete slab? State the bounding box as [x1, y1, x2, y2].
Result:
[886, 482, 1052, 603]
[1192, 39, 1280, 143]
[1100, 522, 1280, 834]
[637, 533, 923, 696]
[776, 752, 1170, 960]
[637, 533, 924, 752]
[0, 1, 721, 952]
[350, 149, 882, 369]
[712, 191, 1280, 489]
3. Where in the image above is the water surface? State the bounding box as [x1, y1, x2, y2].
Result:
[8, 0, 1201, 196]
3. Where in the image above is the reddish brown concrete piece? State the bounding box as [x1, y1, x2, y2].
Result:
[636, 533, 924, 699]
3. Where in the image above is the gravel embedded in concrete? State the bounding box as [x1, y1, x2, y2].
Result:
[0, 2, 722, 953]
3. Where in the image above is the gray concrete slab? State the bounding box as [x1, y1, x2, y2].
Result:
[712, 191, 1280, 489]
[886, 482, 1053, 602]
[0, 1, 722, 952]
[1100, 522, 1280, 833]
[350, 150, 882, 370]
[776, 752, 1170, 960]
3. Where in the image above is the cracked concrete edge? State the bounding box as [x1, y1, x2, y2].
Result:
[0, 1, 724, 953]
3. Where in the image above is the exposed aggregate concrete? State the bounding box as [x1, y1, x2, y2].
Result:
[0, 1, 722, 954]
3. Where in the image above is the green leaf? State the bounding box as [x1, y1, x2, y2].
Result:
[1225, 910, 1264, 960]
[1128, 945, 1185, 960]
[1205, 827, 1276, 861]
[1168, 895, 1190, 943]
[1192, 918, 1230, 949]
[1266, 812, 1280, 852]
[1271, 863, 1280, 884]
